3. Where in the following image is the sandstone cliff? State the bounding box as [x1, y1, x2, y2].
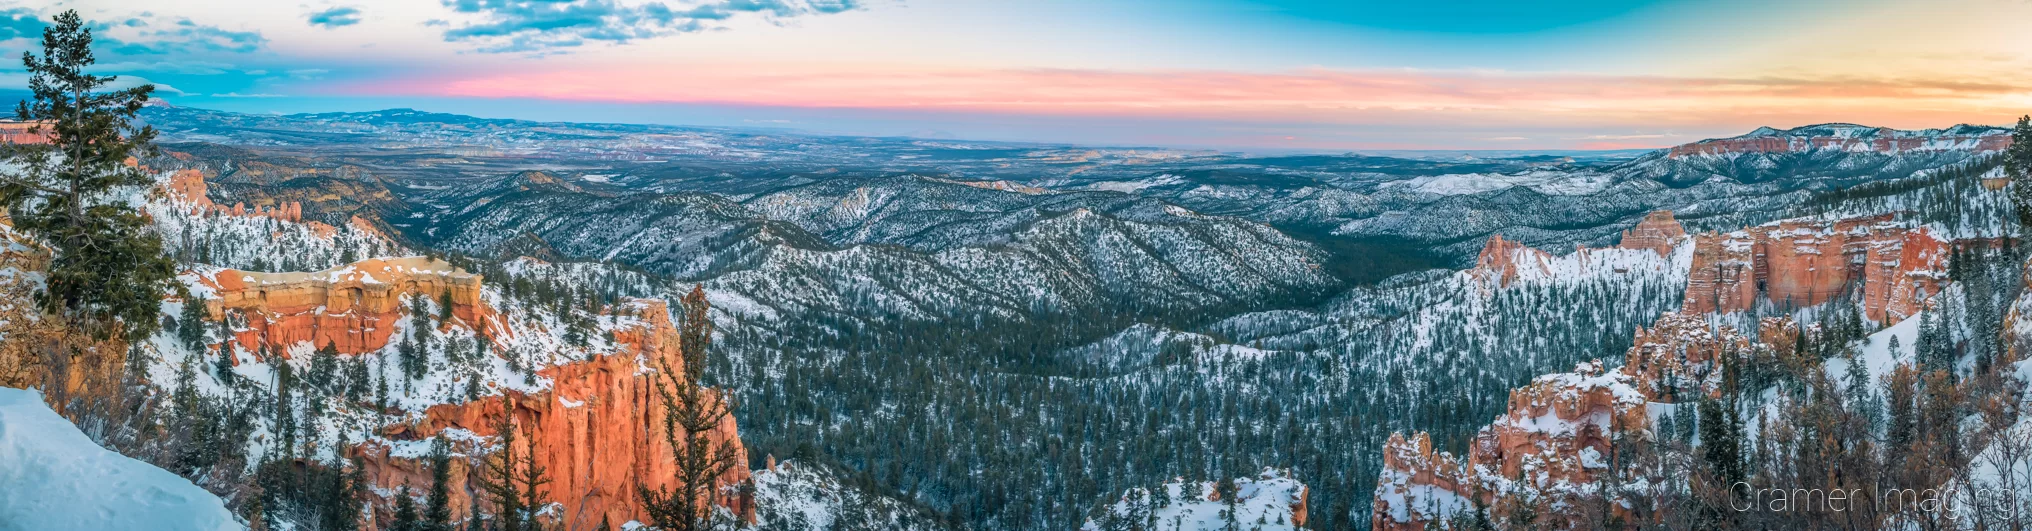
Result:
[191, 257, 491, 356]
[360, 298, 751, 528]
[1681, 216, 1947, 322]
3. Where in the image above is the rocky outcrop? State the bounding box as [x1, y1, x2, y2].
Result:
[364, 299, 751, 528]
[1681, 215, 1947, 322]
[1667, 123, 2009, 158]
[1473, 234, 1553, 288]
[0, 120, 53, 144]
[1615, 211, 1687, 257]
[164, 168, 306, 223]
[194, 257, 491, 356]
[1471, 211, 1687, 288]
[1375, 313, 1768, 530]
[1373, 432, 1471, 531]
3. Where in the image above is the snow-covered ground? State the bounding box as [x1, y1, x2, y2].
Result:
[1083, 468, 1307, 531]
[0, 387, 242, 531]
[750, 460, 945, 531]
[1379, 170, 1616, 196]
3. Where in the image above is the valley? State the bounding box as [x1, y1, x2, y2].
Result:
[4, 101, 2028, 530]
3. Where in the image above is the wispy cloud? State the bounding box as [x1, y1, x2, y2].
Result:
[0, 71, 183, 95]
[437, 0, 861, 54]
[308, 7, 363, 29]
[104, 17, 265, 54]
[208, 92, 285, 98]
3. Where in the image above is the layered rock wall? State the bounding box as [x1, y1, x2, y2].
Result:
[1681, 216, 1947, 322]
[195, 257, 490, 356]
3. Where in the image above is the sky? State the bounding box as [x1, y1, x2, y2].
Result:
[4, 0, 2031, 151]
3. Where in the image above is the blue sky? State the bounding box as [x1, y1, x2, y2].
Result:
[5, 0, 2028, 150]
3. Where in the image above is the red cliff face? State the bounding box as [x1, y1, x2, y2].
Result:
[365, 299, 751, 528]
[1681, 216, 1946, 322]
[195, 257, 493, 357]
[1616, 211, 1687, 257]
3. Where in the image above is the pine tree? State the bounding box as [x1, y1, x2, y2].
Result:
[394, 485, 421, 531]
[374, 355, 390, 415]
[426, 436, 454, 531]
[400, 333, 422, 382]
[639, 285, 740, 531]
[517, 447, 551, 530]
[479, 415, 550, 531]
[275, 360, 297, 457]
[1845, 349, 1880, 430]
[1215, 477, 1240, 531]
[0, 9, 178, 342]
[2006, 115, 2032, 228]
[345, 357, 369, 403]
[179, 295, 211, 351]
[309, 341, 339, 394]
[213, 343, 235, 385]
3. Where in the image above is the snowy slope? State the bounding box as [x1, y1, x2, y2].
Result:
[749, 460, 946, 531]
[1083, 468, 1306, 531]
[0, 387, 242, 531]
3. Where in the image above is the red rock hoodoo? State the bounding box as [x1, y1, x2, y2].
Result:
[362, 299, 751, 528]
[1615, 211, 1687, 257]
[1473, 234, 1554, 287]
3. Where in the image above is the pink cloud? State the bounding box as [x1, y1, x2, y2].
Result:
[338, 65, 2032, 143]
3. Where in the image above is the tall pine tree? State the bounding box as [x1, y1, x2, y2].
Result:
[0, 9, 178, 342]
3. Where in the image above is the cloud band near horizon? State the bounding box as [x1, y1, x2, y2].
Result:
[346, 65, 2032, 148]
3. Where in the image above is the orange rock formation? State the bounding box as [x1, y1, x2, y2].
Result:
[1615, 211, 1687, 257]
[1681, 216, 1947, 322]
[1375, 313, 1765, 530]
[194, 257, 491, 356]
[1472, 234, 1553, 287]
[1472, 211, 1688, 288]
[364, 299, 751, 528]
[165, 168, 307, 223]
[0, 120, 53, 145]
